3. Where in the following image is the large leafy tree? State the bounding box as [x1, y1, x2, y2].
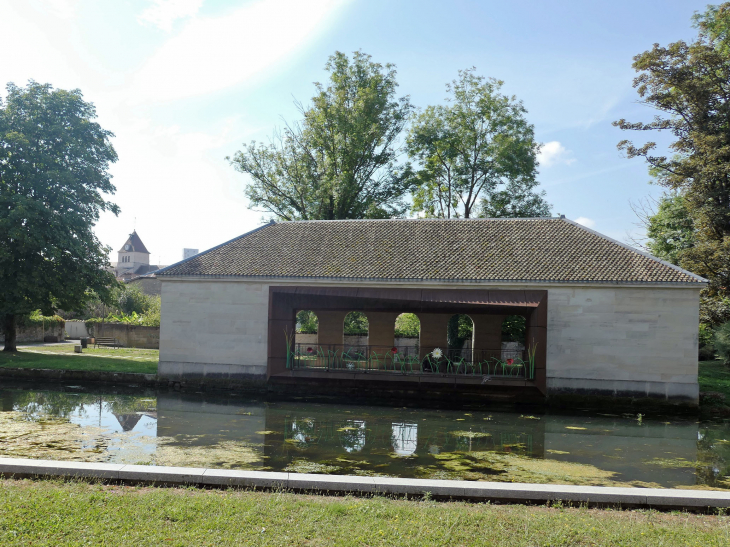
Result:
[0, 81, 119, 351]
[407, 69, 549, 219]
[229, 51, 414, 220]
[615, 4, 730, 325]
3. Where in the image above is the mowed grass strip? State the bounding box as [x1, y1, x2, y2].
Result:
[700, 360, 730, 398]
[0, 349, 157, 374]
[0, 479, 728, 547]
[20, 344, 159, 361]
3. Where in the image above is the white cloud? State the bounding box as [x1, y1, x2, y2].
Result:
[538, 141, 576, 168]
[129, 0, 347, 103]
[138, 0, 205, 32]
[574, 216, 596, 229]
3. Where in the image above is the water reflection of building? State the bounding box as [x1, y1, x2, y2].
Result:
[391, 423, 418, 456]
[113, 412, 158, 432]
[156, 392, 267, 466]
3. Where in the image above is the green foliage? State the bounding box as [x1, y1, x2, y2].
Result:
[229, 51, 414, 220]
[117, 284, 150, 316]
[296, 310, 319, 334]
[408, 68, 548, 219]
[714, 321, 730, 365]
[699, 323, 716, 360]
[82, 287, 161, 331]
[501, 315, 526, 343]
[16, 311, 65, 330]
[0, 81, 120, 350]
[447, 314, 473, 351]
[615, 5, 730, 324]
[394, 313, 420, 338]
[107, 286, 160, 327]
[344, 311, 369, 336]
[645, 193, 695, 265]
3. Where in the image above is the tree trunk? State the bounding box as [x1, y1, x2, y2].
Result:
[2, 314, 17, 352]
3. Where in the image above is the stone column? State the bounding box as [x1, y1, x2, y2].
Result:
[365, 311, 400, 349]
[471, 314, 506, 361]
[314, 310, 348, 348]
[418, 313, 450, 360]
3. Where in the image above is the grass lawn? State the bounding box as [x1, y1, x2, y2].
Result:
[0, 348, 157, 375]
[700, 360, 730, 398]
[21, 344, 159, 361]
[0, 479, 727, 547]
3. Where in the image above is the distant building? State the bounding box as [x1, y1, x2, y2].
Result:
[114, 230, 166, 282]
[183, 248, 199, 260]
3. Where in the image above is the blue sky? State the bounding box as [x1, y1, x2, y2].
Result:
[1, 0, 711, 265]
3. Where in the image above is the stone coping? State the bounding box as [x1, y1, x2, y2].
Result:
[1, 457, 730, 509]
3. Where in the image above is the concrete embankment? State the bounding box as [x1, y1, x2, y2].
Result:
[1, 457, 730, 511]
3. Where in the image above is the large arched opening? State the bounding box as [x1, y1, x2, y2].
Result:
[343, 311, 369, 348]
[394, 313, 420, 360]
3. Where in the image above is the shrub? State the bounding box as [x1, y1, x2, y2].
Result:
[394, 313, 420, 338]
[501, 315, 526, 343]
[17, 311, 65, 330]
[296, 310, 318, 334]
[699, 323, 716, 360]
[344, 312, 368, 336]
[714, 321, 730, 365]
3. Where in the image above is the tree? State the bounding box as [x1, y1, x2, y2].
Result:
[631, 192, 696, 265]
[344, 312, 369, 336]
[0, 81, 119, 351]
[394, 313, 420, 338]
[296, 310, 318, 334]
[407, 69, 548, 219]
[614, 4, 730, 325]
[229, 51, 414, 220]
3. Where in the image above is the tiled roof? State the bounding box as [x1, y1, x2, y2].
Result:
[157, 218, 706, 284]
[118, 231, 150, 254]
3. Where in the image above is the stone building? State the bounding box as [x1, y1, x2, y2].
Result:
[156, 218, 706, 405]
[113, 231, 167, 294]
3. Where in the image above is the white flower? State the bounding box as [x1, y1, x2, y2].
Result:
[431, 348, 443, 359]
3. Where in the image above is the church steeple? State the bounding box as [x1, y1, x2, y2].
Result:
[118, 230, 150, 254]
[116, 230, 151, 276]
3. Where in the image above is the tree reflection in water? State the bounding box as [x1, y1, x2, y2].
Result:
[340, 420, 366, 453]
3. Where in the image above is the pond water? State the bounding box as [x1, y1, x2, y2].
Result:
[2, 382, 730, 490]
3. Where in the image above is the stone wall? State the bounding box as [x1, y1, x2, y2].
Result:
[545, 286, 701, 402]
[96, 323, 160, 349]
[0, 323, 65, 344]
[159, 280, 268, 383]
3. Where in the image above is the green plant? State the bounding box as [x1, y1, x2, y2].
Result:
[16, 311, 65, 331]
[394, 313, 420, 338]
[700, 323, 716, 360]
[526, 343, 538, 379]
[296, 310, 318, 334]
[344, 312, 369, 336]
[714, 321, 730, 365]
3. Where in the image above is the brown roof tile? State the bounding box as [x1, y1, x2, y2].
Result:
[157, 218, 706, 284]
